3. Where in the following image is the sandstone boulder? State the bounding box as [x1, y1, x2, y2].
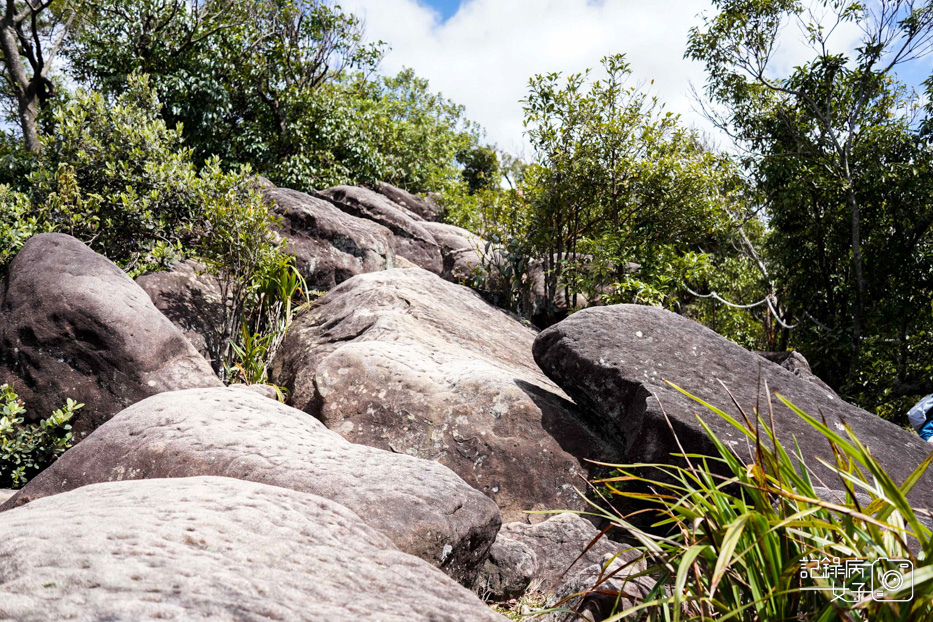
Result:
[273, 269, 619, 522]
[318, 186, 443, 274]
[1, 387, 500, 585]
[475, 536, 538, 601]
[266, 187, 396, 290]
[0, 234, 221, 439]
[373, 181, 441, 221]
[0, 477, 504, 621]
[422, 221, 486, 283]
[136, 260, 224, 367]
[538, 553, 655, 622]
[500, 513, 642, 590]
[533, 305, 933, 509]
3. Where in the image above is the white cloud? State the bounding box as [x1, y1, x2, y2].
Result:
[341, 0, 907, 155]
[342, 0, 719, 155]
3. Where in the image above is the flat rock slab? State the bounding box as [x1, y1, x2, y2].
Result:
[318, 186, 443, 274]
[1, 387, 500, 586]
[533, 305, 933, 509]
[266, 187, 397, 290]
[0, 477, 504, 621]
[0, 234, 221, 439]
[273, 269, 619, 522]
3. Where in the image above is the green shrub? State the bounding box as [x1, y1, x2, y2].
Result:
[0, 384, 81, 489]
[554, 386, 933, 621]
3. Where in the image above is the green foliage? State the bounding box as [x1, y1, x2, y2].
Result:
[0, 384, 80, 489]
[559, 386, 933, 621]
[457, 144, 500, 194]
[687, 0, 933, 416]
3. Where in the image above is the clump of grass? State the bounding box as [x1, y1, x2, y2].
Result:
[551, 381, 933, 621]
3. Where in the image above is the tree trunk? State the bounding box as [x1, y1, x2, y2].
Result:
[846, 186, 864, 361]
[0, 14, 39, 153]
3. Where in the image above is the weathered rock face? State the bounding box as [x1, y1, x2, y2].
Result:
[539, 553, 654, 622]
[758, 350, 836, 394]
[2, 387, 500, 586]
[475, 536, 539, 601]
[273, 269, 619, 522]
[422, 221, 486, 283]
[318, 186, 443, 274]
[533, 305, 933, 510]
[500, 513, 642, 590]
[266, 187, 396, 289]
[136, 260, 224, 367]
[0, 477, 505, 621]
[373, 181, 441, 221]
[0, 234, 221, 439]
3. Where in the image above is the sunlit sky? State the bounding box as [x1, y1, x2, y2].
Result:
[341, 0, 933, 155]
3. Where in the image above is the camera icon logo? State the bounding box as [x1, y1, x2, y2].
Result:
[871, 558, 913, 601]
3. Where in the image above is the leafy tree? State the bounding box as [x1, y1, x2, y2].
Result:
[457, 144, 500, 194]
[688, 0, 933, 410]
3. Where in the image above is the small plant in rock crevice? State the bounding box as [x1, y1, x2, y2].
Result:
[0, 384, 81, 489]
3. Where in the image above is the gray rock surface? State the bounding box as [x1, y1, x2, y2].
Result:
[1, 387, 500, 585]
[373, 181, 441, 221]
[318, 186, 443, 274]
[273, 269, 619, 522]
[136, 260, 224, 367]
[501, 513, 641, 590]
[475, 536, 538, 601]
[758, 350, 836, 394]
[0, 489, 14, 505]
[266, 187, 396, 290]
[0, 234, 221, 440]
[538, 553, 654, 622]
[0, 476, 505, 621]
[422, 221, 486, 284]
[533, 304, 933, 510]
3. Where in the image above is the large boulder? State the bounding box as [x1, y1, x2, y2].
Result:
[422, 221, 486, 284]
[0, 477, 505, 621]
[533, 305, 933, 510]
[1, 387, 500, 586]
[266, 187, 397, 289]
[475, 537, 539, 601]
[0, 234, 221, 439]
[273, 269, 619, 522]
[500, 513, 642, 590]
[136, 260, 224, 368]
[372, 181, 441, 221]
[538, 554, 655, 622]
[318, 186, 443, 274]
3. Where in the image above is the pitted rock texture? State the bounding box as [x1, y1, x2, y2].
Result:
[533, 304, 933, 510]
[474, 536, 538, 601]
[0, 477, 505, 621]
[538, 553, 655, 622]
[0, 234, 221, 439]
[273, 269, 619, 522]
[266, 187, 396, 289]
[136, 260, 224, 367]
[1, 387, 500, 586]
[422, 221, 486, 283]
[501, 513, 642, 590]
[372, 181, 441, 221]
[318, 186, 443, 274]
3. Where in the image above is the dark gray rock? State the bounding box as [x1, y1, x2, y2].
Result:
[501, 513, 641, 590]
[273, 269, 619, 523]
[372, 181, 441, 221]
[318, 186, 443, 274]
[266, 187, 396, 290]
[758, 350, 836, 394]
[533, 304, 933, 510]
[136, 260, 224, 367]
[475, 536, 538, 601]
[0, 234, 221, 440]
[0, 476, 505, 621]
[1, 387, 500, 586]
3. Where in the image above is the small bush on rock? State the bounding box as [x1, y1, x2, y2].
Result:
[0, 384, 80, 489]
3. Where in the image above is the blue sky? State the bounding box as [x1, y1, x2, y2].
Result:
[422, 0, 461, 21]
